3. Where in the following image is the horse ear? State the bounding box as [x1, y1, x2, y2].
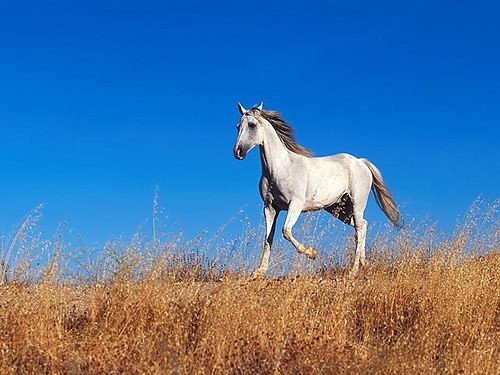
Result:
[238, 102, 247, 115]
[257, 102, 263, 111]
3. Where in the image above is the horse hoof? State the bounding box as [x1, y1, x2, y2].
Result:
[305, 246, 318, 260]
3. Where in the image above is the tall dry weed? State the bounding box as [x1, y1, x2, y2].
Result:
[0, 199, 498, 374]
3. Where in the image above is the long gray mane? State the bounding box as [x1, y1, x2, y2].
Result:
[251, 108, 313, 157]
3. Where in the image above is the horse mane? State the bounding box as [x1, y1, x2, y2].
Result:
[251, 108, 313, 157]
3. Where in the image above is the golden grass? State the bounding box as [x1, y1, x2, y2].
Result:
[0, 253, 498, 374]
[0, 201, 499, 374]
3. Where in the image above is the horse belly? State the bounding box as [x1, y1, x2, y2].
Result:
[304, 187, 346, 211]
[304, 164, 349, 211]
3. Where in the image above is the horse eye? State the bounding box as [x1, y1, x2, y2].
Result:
[248, 122, 256, 129]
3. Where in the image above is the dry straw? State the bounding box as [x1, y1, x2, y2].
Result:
[0, 199, 498, 374]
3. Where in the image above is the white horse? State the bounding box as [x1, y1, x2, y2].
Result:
[233, 102, 402, 276]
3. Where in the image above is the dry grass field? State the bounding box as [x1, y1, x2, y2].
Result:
[0, 200, 499, 374]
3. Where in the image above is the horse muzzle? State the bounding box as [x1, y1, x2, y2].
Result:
[233, 145, 246, 160]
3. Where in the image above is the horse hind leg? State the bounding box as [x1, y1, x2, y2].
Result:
[351, 215, 368, 275]
[325, 194, 366, 274]
[350, 195, 369, 275]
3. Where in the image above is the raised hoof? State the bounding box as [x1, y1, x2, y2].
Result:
[304, 246, 318, 260]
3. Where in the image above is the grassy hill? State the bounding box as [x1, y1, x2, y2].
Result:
[0, 201, 498, 374]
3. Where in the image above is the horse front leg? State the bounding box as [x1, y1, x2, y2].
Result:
[252, 205, 279, 278]
[283, 201, 318, 260]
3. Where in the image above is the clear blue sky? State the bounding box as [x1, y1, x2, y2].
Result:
[1, 1, 499, 245]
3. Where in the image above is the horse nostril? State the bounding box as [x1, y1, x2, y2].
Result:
[234, 146, 244, 160]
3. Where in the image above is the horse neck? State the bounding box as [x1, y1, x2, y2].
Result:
[259, 124, 293, 178]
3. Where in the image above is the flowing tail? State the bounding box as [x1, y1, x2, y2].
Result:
[360, 159, 403, 228]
